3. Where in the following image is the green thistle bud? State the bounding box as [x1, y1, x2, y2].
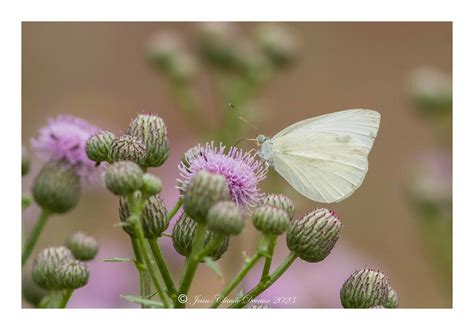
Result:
[54, 260, 90, 289]
[22, 146, 31, 176]
[286, 208, 341, 262]
[183, 170, 230, 223]
[85, 130, 115, 163]
[340, 268, 390, 308]
[172, 212, 229, 261]
[259, 193, 295, 219]
[252, 205, 289, 235]
[65, 232, 99, 261]
[119, 194, 169, 239]
[127, 113, 169, 168]
[384, 286, 399, 308]
[32, 161, 81, 214]
[32, 246, 74, 290]
[256, 24, 297, 68]
[108, 135, 147, 166]
[141, 173, 162, 197]
[207, 201, 245, 236]
[105, 161, 144, 196]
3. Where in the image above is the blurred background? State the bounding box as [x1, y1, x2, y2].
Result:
[22, 22, 452, 308]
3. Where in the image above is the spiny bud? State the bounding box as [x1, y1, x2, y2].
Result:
[259, 193, 295, 219]
[32, 161, 81, 214]
[32, 246, 74, 290]
[207, 201, 245, 236]
[384, 286, 399, 308]
[286, 208, 341, 262]
[105, 161, 144, 196]
[119, 194, 169, 239]
[127, 114, 170, 167]
[252, 205, 289, 235]
[65, 232, 99, 261]
[85, 130, 115, 163]
[340, 268, 390, 308]
[54, 260, 90, 289]
[183, 171, 230, 223]
[141, 173, 162, 197]
[172, 212, 229, 260]
[256, 24, 297, 68]
[22, 146, 31, 176]
[108, 135, 147, 166]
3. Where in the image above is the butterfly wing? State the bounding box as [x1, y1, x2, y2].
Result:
[271, 109, 381, 203]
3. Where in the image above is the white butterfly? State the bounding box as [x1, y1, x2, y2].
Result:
[257, 109, 381, 203]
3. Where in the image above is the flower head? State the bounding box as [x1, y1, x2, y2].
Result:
[31, 115, 100, 179]
[178, 142, 267, 209]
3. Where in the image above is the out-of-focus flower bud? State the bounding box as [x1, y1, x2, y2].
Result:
[32, 246, 74, 290]
[340, 268, 390, 308]
[286, 208, 341, 262]
[54, 259, 90, 289]
[256, 24, 297, 68]
[207, 201, 245, 236]
[22, 274, 48, 307]
[141, 173, 162, 197]
[409, 67, 452, 115]
[105, 161, 144, 196]
[108, 135, 147, 167]
[119, 194, 169, 239]
[183, 170, 230, 223]
[384, 286, 399, 308]
[127, 114, 169, 167]
[32, 161, 81, 214]
[85, 130, 115, 164]
[172, 211, 229, 261]
[22, 146, 31, 176]
[65, 232, 99, 261]
[252, 205, 289, 235]
[259, 193, 295, 220]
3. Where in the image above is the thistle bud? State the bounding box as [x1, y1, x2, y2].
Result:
[54, 260, 90, 289]
[183, 170, 230, 223]
[286, 208, 341, 262]
[252, 205, 289, 235]
[207, 201, 245, 236]
[340, 268, 390, 308]
[22, 274, 48, 307]
[127, 114, 169, 167]
[108, 135, 147, 166]
[85, 130, 115, 163]
[119, 194, 169, 239]
[105, 161, 144, 196]
[22, 146, 31, 176]
[256, 24, 297, 68]
[32, 161, 81, 214]
[172, 211, 229, 260]
[384, 286, 399, 308]
[259, 193, 295, 219]
[141, 173, 162, 196]
[65, 232, 99, 261]
[32, 246, 74, 290]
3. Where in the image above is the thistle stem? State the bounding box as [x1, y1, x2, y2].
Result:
[130, 236, 150, 308]
[176, 222, 207, 308]
[166, 197, 183, 222]
[260, 235, 277, 280]
[148, 239, 177, 299]
[228, 252, 298, 308]
[58, 289, 74, 308]
[22, 209, 51, 266]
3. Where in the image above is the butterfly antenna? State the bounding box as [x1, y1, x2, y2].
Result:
[233, 138, 257, 148]
[228, 102, 259, 132]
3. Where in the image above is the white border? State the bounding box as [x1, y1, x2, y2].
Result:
[2, 0, 472, 329]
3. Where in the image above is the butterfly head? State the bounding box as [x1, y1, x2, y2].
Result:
[256, 135, 274, 166]
[256, 134, 269, 145]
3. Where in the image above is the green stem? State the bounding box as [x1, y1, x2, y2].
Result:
[196, 234, 224, 260]
[166, 197, 183, 222]
[229, 252, 298, 308]
[210, 235, 270, 308]
[130, 237, 150, 308]
[176, 222, 207, 308]
[148, 239, 177, 299]
[261, 235, 277, 280]
[170, 82, 208, 136]
[58, 289, 74, 308]
[22, 209, 51, 266]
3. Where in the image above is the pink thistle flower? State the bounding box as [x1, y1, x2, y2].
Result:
[31, 115, 100, 180]
[178, 142, 267, 209]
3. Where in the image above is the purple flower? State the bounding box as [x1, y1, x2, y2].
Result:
[178, 142, 267, 209]
[31, 115, 100, 179]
